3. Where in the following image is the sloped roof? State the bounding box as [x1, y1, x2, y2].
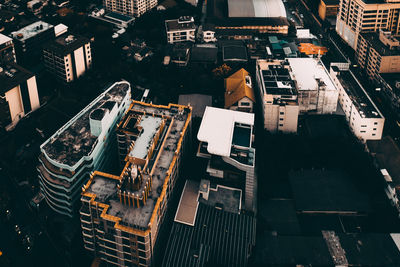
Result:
[224, 68, 256, 108]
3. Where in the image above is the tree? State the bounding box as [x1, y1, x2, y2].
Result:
[212, 64, 232, 79]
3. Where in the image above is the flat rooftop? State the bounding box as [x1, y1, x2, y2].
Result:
[228, 0, 286, 18]
[197, 106, 254, 157]
[367, 136, 400, 186]
[199, 184, 242, 213]
[0, 33, 12, 45]
[85, 102, 191, 229]
[260, 65, 297, 96]
[287, 58, 337, 92]
[11, 21, 53, 42]
[174, 180, 200, 226]
[289, 169, 371, 213]
[104, 12, 134, 22]
[361, 32, 400, 56]
[336, 70, 382, 118]
[0, 63, 34, 94]
[129, 115, 163, 159]
[43, 33, 89, 56]
[42, 82, 130, 167]
[165, 17, 195, 32]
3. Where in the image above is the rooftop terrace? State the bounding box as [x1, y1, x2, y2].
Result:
[42, 82, 130, 167]
[84, 102, 191, 229]
[336, 70, 382, 118]
[11, 21, 53, 42]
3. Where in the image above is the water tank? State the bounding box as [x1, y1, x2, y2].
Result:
[89, 108, 106, 136]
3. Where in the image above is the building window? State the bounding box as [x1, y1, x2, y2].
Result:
[373, 128, 376, 130]
[361, 125, 366, 127]
[279, 118, 284, 121]
[279, 124, 283, 127]
[279, 112, 284, 115]
[360, 131, 366, 133]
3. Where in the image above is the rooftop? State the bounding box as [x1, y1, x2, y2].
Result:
[0, 33, 12, 45]
[367, 136, 400, 186]
[197, 107, 254, 157]
[178, 94, 212, 118]
[288, 58, 337, 92]
[0, 63, 34, 95]
[335, 69, 382, 118]
[84, 102, 192, 229]
[43, 33, 89, 56]
[222, 44, 248, 62]
[11, 21, 53, 42]
[228, 0, 286, 18]
[104, 12, 135, 22]
[41, 82, 130, 167]
[165, 16, 196, 32]
[289, 169, 371, 213]
[174, 180, 200, 226]
[361, 32, 400, 56]
[259, 63, 298, 96]
[224, 68, 256, 108]
[163, 203, 256, 267]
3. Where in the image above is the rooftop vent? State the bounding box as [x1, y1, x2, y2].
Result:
[65, 35, 75, 44]
[395, 81, 400, 89]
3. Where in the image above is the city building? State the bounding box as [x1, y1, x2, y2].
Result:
[336, 0, 400, 50]
[0, 33, 16, 63]
[89, 10, 135, 28]
[169, 43, 191, 67]
[206, 0, 290, 38]
[318, 0, 339, 21]
[43, 33, 92, 83]
[10, 21, 55, 63]
[287, 58, 338, 114]
[165, 16, 196, 44]
[190, 44, 218, 67]
[367, 136, 400, 215]
[201, 24, 217, 43]
[356, 30, 400, 81]
[255, 59, 299, 133]
[80, 101, 192, 266]
[224, 68, 256, 113]
[162, 179, 256, 267]
[0, 63, 40, 130]
[37, 81, 131, 217]
[103, 0, 157, 18]
[377, 72, 400, 116]
[197, 107, 256, 212]
[330, 63, 385, 141]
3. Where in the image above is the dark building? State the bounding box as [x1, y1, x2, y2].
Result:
[10, 21, 55, 64]
[163, 180, 256, 267]
[43, 33, 92, 83]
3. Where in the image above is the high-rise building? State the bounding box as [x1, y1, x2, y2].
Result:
[330, 63, 385, 141]
[336, 0, 400, 50]
[255, 59, 299, 133]
[103, 0, 157, 17]
[356, 30, 400, 81]
[197, 107, 256, 212]
[0, 63, 40, 130]
[37, 81, 131, 217]
[11, 21, 55, 64]
[318, 0, 339, 21]
[80, 101, 192, 266]
[0, 33, 16, 63]
[43, 33, 92, 83]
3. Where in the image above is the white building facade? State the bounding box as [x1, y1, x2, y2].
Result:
[103, 0, 157, 17]
[256, 59, 299, 133]
[330, 63, 384, 141]
[165, 17, 196, 44]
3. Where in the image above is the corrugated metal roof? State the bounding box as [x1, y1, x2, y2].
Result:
[163, 203, 256, 267]
[228, 0, 286, 18]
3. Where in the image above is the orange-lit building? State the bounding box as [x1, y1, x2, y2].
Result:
[298, 43, 328, 56]
[80, 101, 192, 267]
